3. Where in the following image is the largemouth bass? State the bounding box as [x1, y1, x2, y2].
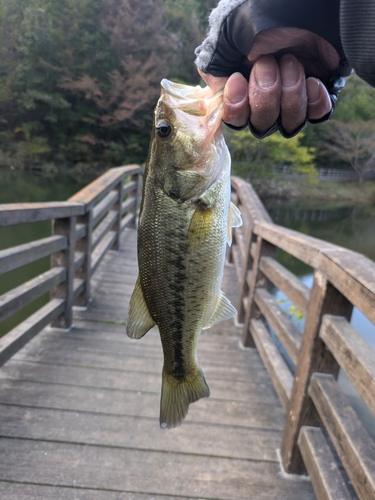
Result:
[126, 79, 242, 429]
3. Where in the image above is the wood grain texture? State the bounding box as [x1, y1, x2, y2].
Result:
[0, 236, 66, 275]
[309, 374, 375, 500]
[0, 267, 65, 322]
[320, 315, 375, 417]
[254, 222, 336, 268]
[254, 287, 301, 365]
[0, 437, 315, 500]
[259, 256, 310, 315]
[69, 165, 142, 210]
[90, 230, 117, 276]
[74, 210, 93, 307]
[231, 176, 272, 224]
[51, 216, 76, 328]
[0, 228, 316, 499]
[280, 272, 353, 474]
[92, 210, 117, 250]
[242, 236, 277, 347]
[250, 319, 293, 410]
[0, 299, 65, 367]
[298, 426, 354, 500]
[92, 190, 118, 227]
[0, 202, 84, 227]
[319, 249, 375, 325]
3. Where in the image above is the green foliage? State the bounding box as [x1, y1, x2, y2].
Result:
[0, 0, 192, 172]
[301, 73, 375, 169]
[225, 127, 316, 181]
[334, 74, 375, 123]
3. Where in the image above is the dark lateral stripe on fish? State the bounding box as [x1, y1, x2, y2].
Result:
[164, 229, 189, 381]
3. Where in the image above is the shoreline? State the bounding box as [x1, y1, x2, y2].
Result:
[251, 178, 375, 206]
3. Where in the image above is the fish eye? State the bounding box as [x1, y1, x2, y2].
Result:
[156, 120, 173, 139]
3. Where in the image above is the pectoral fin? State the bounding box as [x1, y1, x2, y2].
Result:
[203, 291, 237, 330]
[227, 202, 242, 246]
[126, 277, 155, 339]
[188, 203, 214, 249]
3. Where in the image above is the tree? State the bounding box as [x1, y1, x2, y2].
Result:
[60, 0, 170, 167]
[225, 128, 316, 180]
[324, 120, 375, 183]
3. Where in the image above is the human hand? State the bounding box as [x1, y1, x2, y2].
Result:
[195, 0, 353, 138]
[199, 29, 340, 137]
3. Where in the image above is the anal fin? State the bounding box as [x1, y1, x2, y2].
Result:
[203, 290, 237, 330]
[126, 276, 155, 339]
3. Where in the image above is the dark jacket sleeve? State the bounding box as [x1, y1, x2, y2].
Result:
[195, 0, 351, 81]
[340, 0, 375, 88]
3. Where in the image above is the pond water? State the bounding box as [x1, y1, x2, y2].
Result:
[1, 171, 374, 438]
[0, 171, 90, 337]
[264, 198, 375, 439]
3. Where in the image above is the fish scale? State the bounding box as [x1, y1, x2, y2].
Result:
[127, 79, 242, 428]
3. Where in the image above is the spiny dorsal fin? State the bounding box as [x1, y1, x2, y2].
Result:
[203, 290, 237, 330]
[126, 277, 155, 339]
[227, 201, 242, 246]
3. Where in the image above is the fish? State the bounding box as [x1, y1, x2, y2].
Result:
[126, 79, 242, 429]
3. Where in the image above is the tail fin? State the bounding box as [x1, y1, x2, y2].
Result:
[160, 368, 210, 429]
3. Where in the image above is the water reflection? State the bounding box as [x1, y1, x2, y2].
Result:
[263, 199, 375, 439]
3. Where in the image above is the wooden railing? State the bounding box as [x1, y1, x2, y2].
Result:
[0, 165, 142, 367]
[230, 176, 375, 500]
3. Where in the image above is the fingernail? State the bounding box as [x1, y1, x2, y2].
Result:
[225, 73, 247, 104]
[280, 55, 300, 88]
[254, 57, 277, 89]
[306, 78, 320, 104]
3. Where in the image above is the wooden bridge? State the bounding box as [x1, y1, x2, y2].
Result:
[0, 166, 374, 499]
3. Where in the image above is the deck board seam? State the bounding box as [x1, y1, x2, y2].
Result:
[0, 402, 284, 432]
[0, 435, 280, 464]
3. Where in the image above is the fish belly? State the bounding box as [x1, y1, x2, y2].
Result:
[138, 180, 228, 428]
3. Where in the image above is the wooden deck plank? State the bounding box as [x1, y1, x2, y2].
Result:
[0, 403, 281, 461]
[0, 438, 315, 500]
[0, 360, 279, 404]
[0, 228, 316, 499]
[10, 333, 268, 370]
[0, 379, 285, 429]
[12, 347, 266, 382]
[0, 482, 181, 500]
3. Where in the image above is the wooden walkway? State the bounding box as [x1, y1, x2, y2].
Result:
[0, 228, 315, 499]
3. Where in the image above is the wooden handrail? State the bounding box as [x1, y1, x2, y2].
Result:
[0, 165, 143, 367]
[230, 177, 375, 499]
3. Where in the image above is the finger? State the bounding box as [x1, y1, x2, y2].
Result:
[280, 55, 307, 134]
[198, 69, 228, 94]
[306, 77, 332, 121]
[222, 73, 249, 127]
[248, 55, 281, 135]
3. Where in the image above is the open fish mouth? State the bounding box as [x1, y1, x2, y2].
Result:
[160, 79, 224, 136]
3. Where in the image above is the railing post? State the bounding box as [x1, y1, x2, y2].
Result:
[51, 216, 76, 329]
[236, 229, 256, 324]
[241, 236, 276, 347]
[280, 271, 353, 474]
[111, 177, 124, 251]
[130, 172, 141, 229]
[74, 209, 93, 308]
